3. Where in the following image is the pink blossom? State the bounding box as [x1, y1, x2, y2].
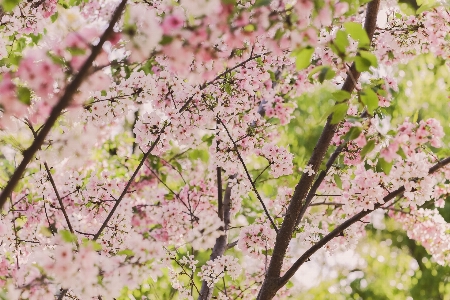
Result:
[161, 13, 185, 35]
[334, 2, 349, 17]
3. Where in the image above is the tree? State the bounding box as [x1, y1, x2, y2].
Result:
[0, 0, 449, 299]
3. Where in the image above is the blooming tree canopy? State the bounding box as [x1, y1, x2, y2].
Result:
[0, 0, 450, 298]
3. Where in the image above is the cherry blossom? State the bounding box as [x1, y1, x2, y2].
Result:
[0, 0, 450, 299]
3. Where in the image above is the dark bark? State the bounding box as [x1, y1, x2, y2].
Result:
[257, 1, 381, 298]
[295, 143, 346, 226]
[198, 182, 233, 300]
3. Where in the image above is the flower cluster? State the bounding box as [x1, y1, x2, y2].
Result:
[393, 209, 450, 265]
[257, 144, 294, 178]
[198, 255, 242, 288]
[238, 223, 276, 258]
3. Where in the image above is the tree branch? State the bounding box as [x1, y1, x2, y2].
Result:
[198, 178, 233, 300]
[93, 131, 163, 240]
[257, 1, 381, 298]
[278, 156, 450, 288]
[217, 167, 224, 220]
[57, 289, 68, 300]
[295, 143, 345, 225]
[44, 162, 76, 236]
[218, 118, 278, 233]
[24, 120, 76, 238]
[0, 0, 128, 209]
[92, 46, 259, 249]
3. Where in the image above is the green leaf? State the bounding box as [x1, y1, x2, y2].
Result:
[398, 0, 419, 14]
[224, 83, 232, 95]
[67, 47, 86, 56]
[268, 70, 276, 81]
[397, 147, 407, 159]
[190, 149, 209, 162]
[171, 161, 183, 172]
[117, 249, 135, 257]
[308, 65, 335, 83]
[7, 54, 22, 66]
[308, 66, 326, 78]
[139, 59, 153, 75]
[101, 90, 107, 97]
[159, 35, 173, 45]
[344, 126, 362, 141]
[60, 229, 77, 243]
[201, 134, 214, 146]
[318, 67, 336, 83]
[412, 109, 419, 123]
[48, 53, 65, 66]
[15, 215, 27, 227]
[326, 206, 333, 216]
[377, 157, 393, 175]
[2, 0, 20, 12]
[346, 116, 363, 123]
[293, 47, 314, 70]
[377, 88, 387, 97]
[243, 24, 255, 32]
[333, 30, 349, 54]
[354, 50, 379, 73]
[331, 103, 348, 124]
[254, 0, 271, 6]
[30, 34, 42, 44]
[334, 173, 343, 189]
[354, 56, 372, 72]
[416, 0, 426, 6]
[82, 239, 102, 251]
[332, 90, 351, 102]
[17, 87, 31, 105]
[416, 3, 437, 14]
[50, 12, 59, 23]
[360, 87, 379, 114]
[359, 50, 378, 68]
[360, 140, 375, 158]
[344, 22, 370, 49]
[274, 29, 284, 40]
[40, 226, 53, 237]
[387, 51, 395, 60]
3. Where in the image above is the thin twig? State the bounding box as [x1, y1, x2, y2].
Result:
[43, 163, 76, 235]
[94, 129, 163, 240]
[253, 164, 271, 184]
[25, 120, 77, 245]
[296, 143, 345, 225]
[143, 160, 192, 213]
[226, 240, 238, 250]
[218, 118, 278, 233]
[309, 202, 344, 207]
[217, 167, 223, 220]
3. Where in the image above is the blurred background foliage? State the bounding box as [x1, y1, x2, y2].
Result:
[293, 54, 450, 299]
